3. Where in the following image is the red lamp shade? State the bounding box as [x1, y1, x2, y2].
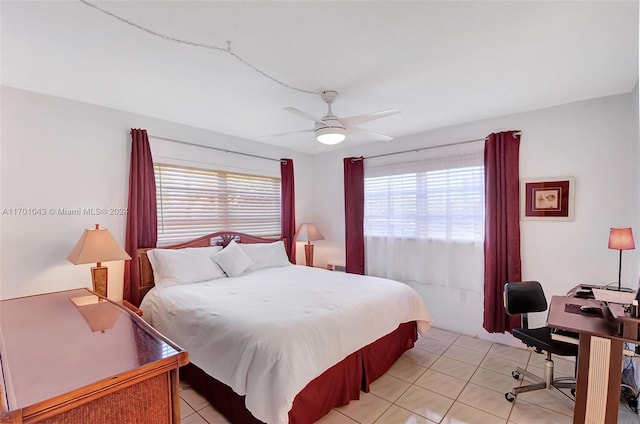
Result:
[608, 227, 635, 251]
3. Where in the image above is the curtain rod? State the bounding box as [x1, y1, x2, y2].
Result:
[362, 131, 521, 161]
[133, 133, 284, 163]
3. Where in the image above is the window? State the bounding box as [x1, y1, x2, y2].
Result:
[365, 160, 484, 242]
[363, 151, 484, 290]
[155, 163, 281, 246]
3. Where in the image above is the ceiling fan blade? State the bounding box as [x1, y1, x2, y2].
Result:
[260, 129, 314, 138]
[341, 109, 401, 128]
[284, 107, 321, 123]
[349, 127, 394, 142]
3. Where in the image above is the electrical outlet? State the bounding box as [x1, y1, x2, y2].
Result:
[459, 290, 466, 303]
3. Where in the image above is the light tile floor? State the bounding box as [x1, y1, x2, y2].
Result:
[179, 327, 640, 424]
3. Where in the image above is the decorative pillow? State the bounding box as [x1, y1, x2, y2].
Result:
[239, 241, 291, 272]
[212, 240, 255, 277]
[147, 246, 225, 288]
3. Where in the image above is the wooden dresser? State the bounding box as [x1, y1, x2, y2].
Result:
[0, 289, 188, 423]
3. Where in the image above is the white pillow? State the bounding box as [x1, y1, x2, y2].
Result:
[147, 246, 225, 287]
[239, 241, 291, 271]
[212, 240, 255, 277]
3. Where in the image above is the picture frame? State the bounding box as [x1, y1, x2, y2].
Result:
[521, 177, 575, 221]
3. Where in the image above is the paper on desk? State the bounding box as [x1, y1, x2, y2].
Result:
[591, 289, 636, 304]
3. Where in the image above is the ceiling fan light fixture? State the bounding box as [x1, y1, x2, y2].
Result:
[281, 90, 398, 145]
[316, 127, 346, 145]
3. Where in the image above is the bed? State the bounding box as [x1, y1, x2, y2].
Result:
[136, 232, 433, 424]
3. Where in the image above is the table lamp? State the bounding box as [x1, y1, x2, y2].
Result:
[608, 227, 635, 291]
[67, 224, 131, 297]
[295, 223, 325, 267]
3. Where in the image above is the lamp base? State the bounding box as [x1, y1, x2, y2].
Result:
[304, 243, 314, 267]
[91, 265, 108, 297]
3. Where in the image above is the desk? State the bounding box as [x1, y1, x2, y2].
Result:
[547, 295, 633, 424]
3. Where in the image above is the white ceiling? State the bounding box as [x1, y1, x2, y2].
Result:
[2, 1, 638, 155]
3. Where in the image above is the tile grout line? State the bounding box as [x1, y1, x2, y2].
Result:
[434, 334, 463, 423]
[183, 328, 629, 424]
[512, 350, 577, 420]
[446, 337, 514, 423]
[392, 334, 508, 423]
[365, 334, 456, 423]
[378, 334, 505, 423]
[430, 335, 553, 423]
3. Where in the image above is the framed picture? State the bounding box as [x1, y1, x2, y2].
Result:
[521, 177, 575, 221]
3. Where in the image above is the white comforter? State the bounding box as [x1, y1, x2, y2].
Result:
[140, 265, 432, 424]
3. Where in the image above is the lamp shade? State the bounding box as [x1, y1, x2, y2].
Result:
[608, 227, 635, 251]
[67, 224, 131, 265]
[294, 223, 325, 242]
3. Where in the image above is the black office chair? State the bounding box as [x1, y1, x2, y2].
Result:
[504, 281, 578, 402]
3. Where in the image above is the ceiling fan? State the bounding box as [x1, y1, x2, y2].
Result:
[280, 90, 400, 145]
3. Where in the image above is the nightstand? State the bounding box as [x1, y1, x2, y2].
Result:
[0, 289, 188, 423]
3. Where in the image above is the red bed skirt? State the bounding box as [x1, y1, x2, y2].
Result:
[181, 321, 418, 424]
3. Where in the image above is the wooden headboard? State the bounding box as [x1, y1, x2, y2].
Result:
[137, 231, 285, 302]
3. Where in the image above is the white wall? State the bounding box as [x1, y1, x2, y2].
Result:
[311, 93, 639, 338]
[2, 85, 638, 340]
[0, 86, 313, 301]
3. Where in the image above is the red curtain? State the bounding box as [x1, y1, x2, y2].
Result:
[343, 157, 365, 275]
[281, 159, 296, 264]
[124, 129, 157, 305]
[483, 131, 522, 333]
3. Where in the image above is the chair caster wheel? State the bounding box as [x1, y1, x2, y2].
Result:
[512, 371, 520, 380]
[505, 392, 516, 402]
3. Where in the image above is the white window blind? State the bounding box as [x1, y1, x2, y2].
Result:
[364, 153, 484, 242]
[155, 163, 281, 246]
[363, 151, 485, 290]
